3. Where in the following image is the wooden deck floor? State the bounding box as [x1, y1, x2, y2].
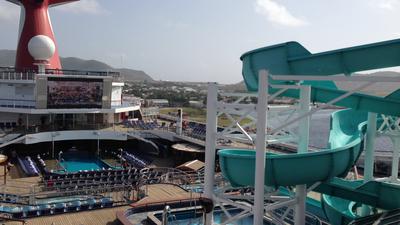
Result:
[4, 206, 130, 225]
[0, 166, 40, 195]
[2, 184, 198, 225]
[132, 183, 200, 207]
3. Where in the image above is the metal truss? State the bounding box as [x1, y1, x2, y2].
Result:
[205, 71, 400, 225]
[378, 115, 400, 134]
[215, 92, 300, 147]
[376, 114, 400, 184]
[212, 182, 323, 225]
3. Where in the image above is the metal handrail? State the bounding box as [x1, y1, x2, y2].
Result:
[0, 216, 26, 224]
[45, 68, 119, 77]
[0, 166, 204, 207]
[0, 67, 121, 84]
[136, 167, 205, 195]
[0, 67, 120, 77]
[0, 98, 35, 108]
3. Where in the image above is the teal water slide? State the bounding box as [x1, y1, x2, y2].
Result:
[240, 39, 400, 116]
[218, 38, 400, 224]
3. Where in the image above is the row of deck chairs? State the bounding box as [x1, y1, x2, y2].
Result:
[42, 168, 140, 190]
[121, 151, 151, 169]
[187, 122, 206, 139]
[0, 197, 113, 219]
[43, 168, 138, 181]
[0, 193, 28, 204]
[123, 120, 159, 130]
[48, 181, 132, 194]
[43, 175, 138, 191]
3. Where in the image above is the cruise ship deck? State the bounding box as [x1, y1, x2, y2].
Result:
[2, 0, 400, 224]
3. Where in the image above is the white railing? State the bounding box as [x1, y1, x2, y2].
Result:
[0, 99, 35, 108]
[141, 107, 159, 116]
[0, 72, 35, 81]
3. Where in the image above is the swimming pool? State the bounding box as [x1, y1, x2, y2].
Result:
[153, 208, 270, 225]
[150, 207, 325, 225]
[58, 152, 111, 173]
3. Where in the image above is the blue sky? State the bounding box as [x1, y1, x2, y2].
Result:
[0, 0, 400, 83]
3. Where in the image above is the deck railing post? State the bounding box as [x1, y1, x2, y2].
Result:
[364, 112, 377, 182]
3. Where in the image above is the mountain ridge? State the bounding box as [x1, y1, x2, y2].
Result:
[223, 71, 400, 96]
[0, 50, 153, 82]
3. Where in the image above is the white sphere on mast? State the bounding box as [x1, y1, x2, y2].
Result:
[28, 35, 56, 61]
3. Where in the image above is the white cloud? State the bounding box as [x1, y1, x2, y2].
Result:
[54, 0, 108, 15]
[371, 0, 400, 10]
[254, 0, 307, 27]
[0, 2, 19, 22]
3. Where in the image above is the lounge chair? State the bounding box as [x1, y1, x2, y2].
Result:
[100, 197, 113, 208]
[38, 204, 51, 216]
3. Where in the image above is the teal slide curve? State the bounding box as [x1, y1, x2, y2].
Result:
[317, 178, 400, 224]
[321, 195, 363, 225]
[218, 109, 366, 188]
[218, 39, 400, 224]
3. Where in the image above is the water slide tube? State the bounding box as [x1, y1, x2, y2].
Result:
[316, 177, 400, 224]
[316, 110, 400, 223]
[218, 109, 366, 188]
[240, 38, 400, 116]
[321, 195, 361, 225]
[218, 39, 400, 224]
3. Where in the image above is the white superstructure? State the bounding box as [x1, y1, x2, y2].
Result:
[0, 67, 141, 145]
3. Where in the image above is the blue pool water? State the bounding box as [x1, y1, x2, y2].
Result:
[59, 152, 111, 173]
[60, 159, 108, 173]
[156, 208, 270, 225]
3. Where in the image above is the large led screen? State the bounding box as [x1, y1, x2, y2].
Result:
[47, 77, 103, 108]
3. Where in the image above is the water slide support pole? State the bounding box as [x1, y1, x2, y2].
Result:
[294, 85, 311, 225]
[52, 133, 55, 159]
[391, 135, 400, 182]
[362, 101, 378, 216]
[253, 70, 268, 225]
[364, 113, 377, 182]
[204, 83, 218, 225]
